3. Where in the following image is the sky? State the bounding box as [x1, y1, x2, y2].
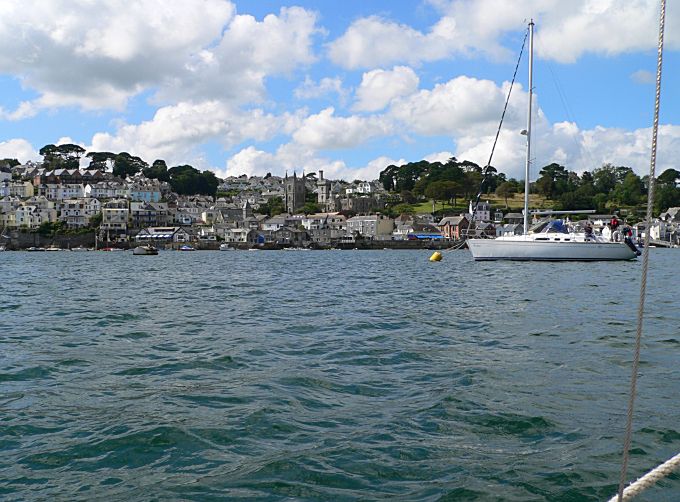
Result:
[0, 0, 678, 182]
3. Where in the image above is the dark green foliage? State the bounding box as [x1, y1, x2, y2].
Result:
[259, 196, 285, 217]
[112, 152, 148, 178]
[168, 165, 218, 196]
[142, 159, 170, 182]
[379, 158, 497, 204]
[40, 143, 86, 169]
[0, 158, 20, 168]
[379, 156, 679, 219]
[302, 202, 321, 214]
[86, 151, 116, 171]
[37, 220, 65, 236]
[88, 213, 103, 228]
[657, 168, 680, 186]
[654, 185, 680, 214]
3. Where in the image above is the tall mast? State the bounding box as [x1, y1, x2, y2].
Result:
[523, 20, 534, 236]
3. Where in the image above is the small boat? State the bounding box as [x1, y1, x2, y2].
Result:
[99, 247, 124, 252]
[132, 245, 159, 255]
[178, 245, 196, 251]
[0, 245, 6, 251]
[219, 243, 235, 251]
[71, 246, 90, 252]
[26, 247, 46, 252]
[45, 246, 62, 251]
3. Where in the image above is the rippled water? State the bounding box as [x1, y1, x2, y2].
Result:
[2, 249, 680, 501]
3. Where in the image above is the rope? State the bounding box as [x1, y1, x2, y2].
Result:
[615, 1, 666, 500]
[609, 452, 680, 502]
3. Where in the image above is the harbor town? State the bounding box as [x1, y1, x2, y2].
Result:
[1, 158, 679, 251]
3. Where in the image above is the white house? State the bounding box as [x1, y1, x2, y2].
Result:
[346, 214, 394, 240]
[59, 198, 101, 228]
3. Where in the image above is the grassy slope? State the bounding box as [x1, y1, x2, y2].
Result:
[412, 193, 554, 215]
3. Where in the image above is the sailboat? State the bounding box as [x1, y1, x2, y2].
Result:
[467, 20, 638, 261]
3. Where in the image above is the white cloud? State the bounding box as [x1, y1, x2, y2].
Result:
[0, 1, 320, 114]
[328, 0, 678, 69]
[88, 101, 295, 166]
[295, 76, 348, 104]
[630, 69, 655, 84]
[292, 107, 393, 149]
[423, 151, 456, 164]
[163, 6, 320, 104]
[453, 119, 680, 181]
[0, 139, 40, 163]
[224, 143, 406, 182]
[390, 76, 525, 137]
[353, 66, 419, 112]
[327, 15, 501, 70]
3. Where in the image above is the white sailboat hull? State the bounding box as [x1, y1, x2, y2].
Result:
[468, 237, 637, 261]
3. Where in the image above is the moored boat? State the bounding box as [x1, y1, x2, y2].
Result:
[467, 20, 637, 262]
[219, 243, 235, 251]
[178, 245, 195, 251]
[132, 245, 159, 255]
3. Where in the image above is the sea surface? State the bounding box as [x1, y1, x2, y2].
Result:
[1, 249, 679, 501]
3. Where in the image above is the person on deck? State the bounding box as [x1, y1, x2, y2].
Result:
[584, 222, 594, 241]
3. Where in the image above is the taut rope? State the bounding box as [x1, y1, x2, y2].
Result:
[614, 1, 671, 500]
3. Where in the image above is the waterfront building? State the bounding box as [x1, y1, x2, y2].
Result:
[101, 199, 130, 238]
[130, 201, 169, 228]
[437, 215, 469, 240]
[14, 203, 57, 228]
[58, 197, 101, 228]
[346, 214, 395, 240]
[135, 226, 192, 243]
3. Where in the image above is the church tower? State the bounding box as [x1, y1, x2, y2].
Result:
[284, 171, 306, 214]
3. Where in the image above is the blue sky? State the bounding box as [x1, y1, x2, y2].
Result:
[0, 0, 677, 181]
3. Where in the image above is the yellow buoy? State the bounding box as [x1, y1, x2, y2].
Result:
[429, 251, 442, 262]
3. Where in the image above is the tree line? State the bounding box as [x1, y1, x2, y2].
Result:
[379, 158, 680, 218]
[37, 144, 218, 196]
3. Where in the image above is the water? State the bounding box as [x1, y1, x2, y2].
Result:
[1, 249, 680, 501]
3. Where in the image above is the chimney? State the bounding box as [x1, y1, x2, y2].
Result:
[318, 170, 324, 180]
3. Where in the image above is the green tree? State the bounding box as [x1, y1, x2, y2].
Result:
[86, 151, 116, 171]
[657, 168, 680, 186]
[613, 172, 643, 205]
[143, 159, 170, 182]
[259, 196, 285, 216]
[654, 185, 680, 214]
[88, 212, 103, 228]
[113, 152, 148, 178]
[400, 190, 417, 204]
[592, 164, 620, 194]
[302, 202, 321, 214]
[535, 174, 554, 198]
[40, 143, 86, 169]
[0, 158, 20, 168]
[495, 181, 517, 207]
